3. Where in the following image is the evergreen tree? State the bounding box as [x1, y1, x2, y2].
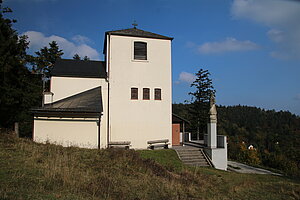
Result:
[188, 69, 215, 136]
[83, 56, 90, 61]
[0, 1, 42, 128]
[33, 41, 63, 91]
[73, 53, 81, 60]
[33, 41, 63, 78]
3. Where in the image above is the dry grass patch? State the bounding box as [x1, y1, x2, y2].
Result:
[0, 133, 299, 200]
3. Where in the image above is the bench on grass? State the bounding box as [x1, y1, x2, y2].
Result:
[108, 141, 131, 149]
[147, 139, 169, 150]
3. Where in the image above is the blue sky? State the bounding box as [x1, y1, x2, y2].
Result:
[4, 0, 300, 115]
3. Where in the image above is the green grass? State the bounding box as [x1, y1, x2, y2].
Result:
[0, 133, 299, 200]
[138, 149, 183, 171]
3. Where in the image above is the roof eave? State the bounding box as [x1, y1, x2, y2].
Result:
[32, 109, 102, 118]
[108, 32, 173, 40]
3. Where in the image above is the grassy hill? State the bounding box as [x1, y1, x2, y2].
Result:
[0, 134, 299, 200]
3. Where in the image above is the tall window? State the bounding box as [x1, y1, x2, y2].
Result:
[131, 88, 138, 100]
[134, 42, 147, 60]
[143, 88, 150, 100]
[154, 88, 161, 100]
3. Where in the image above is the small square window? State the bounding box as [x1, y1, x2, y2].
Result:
[131, 88, 138, 100]
[143, 88, 150, 100]
[134, 42, 147, 60]
[154, 88, 161, 100]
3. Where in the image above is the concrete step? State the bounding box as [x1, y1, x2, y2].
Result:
[178, 152, 203, 156]
[176, 148, 201, 151]
[177, 150, 201, 153]
[180, 157, 205, 161]
[174, 146, 211, 167]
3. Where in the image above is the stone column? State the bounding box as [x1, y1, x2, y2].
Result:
[207, 95, 217, 148]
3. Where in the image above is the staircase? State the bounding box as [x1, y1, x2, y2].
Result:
[173, 146, 212, 167]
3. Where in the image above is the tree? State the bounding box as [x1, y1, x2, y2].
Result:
[73, 54, 81, 60]
[83, 56, 90, 61]
[33, 41, 63, 91]
[33, 41, 63, 78]
[0, 1, 42, 129]
[188, 69, 215, 136]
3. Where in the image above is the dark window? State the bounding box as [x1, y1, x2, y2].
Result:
[154, 88, 161, 100]
[131, 88, 138, 100]
[143, 88, 150, 100]
[134, 42, 147, 60]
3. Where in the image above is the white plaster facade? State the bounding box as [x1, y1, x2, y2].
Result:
[33, 28, 172, 149]
[34, 117, 99, 149]
[107, 35, 172, 149]
[51, 77, 107, 102]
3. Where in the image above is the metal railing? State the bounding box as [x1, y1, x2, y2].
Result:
[204, 134, 226, 148]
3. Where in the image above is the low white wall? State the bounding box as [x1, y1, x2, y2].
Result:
[205, 148, 228, 170]
[204, 136, 228, 170]
[33, 117, 99, 149]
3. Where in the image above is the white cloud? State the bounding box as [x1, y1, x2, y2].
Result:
[22, 31, 100, 60]
[72, 35, 91, 44]
[198, 37, 259, 54]
[267, 29, 284, 43]
[231, 0, 300, 60]
[178, 72, 196, 84]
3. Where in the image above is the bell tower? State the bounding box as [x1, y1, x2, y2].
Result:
[104, 27, 173, 149]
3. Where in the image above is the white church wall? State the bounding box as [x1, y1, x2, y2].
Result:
[49, 77, 109, 148]
[51, 77, 106, 102]
[99, 82, 108, 149]
[33, 117, 99, 149]
[108, 35, 172, 149]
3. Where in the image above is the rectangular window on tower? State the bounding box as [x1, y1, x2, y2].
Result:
[154, 88, 161, 100]
[134, 42, 147, 60]
[131, 88, 138, 100]
[143, 88, 150, 100]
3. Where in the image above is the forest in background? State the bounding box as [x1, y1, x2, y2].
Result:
[173, 103, 300, 178]
[2, 1, 300, 179]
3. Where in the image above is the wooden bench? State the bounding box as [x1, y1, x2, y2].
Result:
[147, 139, 169, 150]
[108, 141, 131, 149]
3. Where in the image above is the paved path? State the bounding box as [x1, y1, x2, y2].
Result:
[228, 161, 281, 176]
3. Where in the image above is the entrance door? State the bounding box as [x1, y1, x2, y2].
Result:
[172, 123, 180, 146]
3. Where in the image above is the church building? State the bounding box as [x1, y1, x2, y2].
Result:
[32, 27, 174, 149]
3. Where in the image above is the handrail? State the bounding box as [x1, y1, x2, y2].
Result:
[201, 148, 214, 168]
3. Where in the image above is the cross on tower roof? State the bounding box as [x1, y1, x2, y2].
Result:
[132, 20, 138, 29]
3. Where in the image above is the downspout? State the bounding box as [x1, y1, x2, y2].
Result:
[106, 33, 111, 148]
[98, 113, 103, 149]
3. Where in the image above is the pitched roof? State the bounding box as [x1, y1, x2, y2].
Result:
[32, 87, 103, 117]
[103, 28, 173, 54]
[172, 113, 190, 124]
[51, 59, 107, 78]
[105, 28, 173, 40]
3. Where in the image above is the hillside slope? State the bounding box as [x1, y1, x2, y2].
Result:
[0, 134, 299, 200]
[173, 104, 300, 177]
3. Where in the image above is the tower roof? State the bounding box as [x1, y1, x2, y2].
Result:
[103, 28, 173, 54]
[105, 28, 173, 40]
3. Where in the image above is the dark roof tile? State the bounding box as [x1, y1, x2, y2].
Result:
[51, 59, 107, 78]
[32, 87, 103, 117]
[106, 28, 173, 40]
